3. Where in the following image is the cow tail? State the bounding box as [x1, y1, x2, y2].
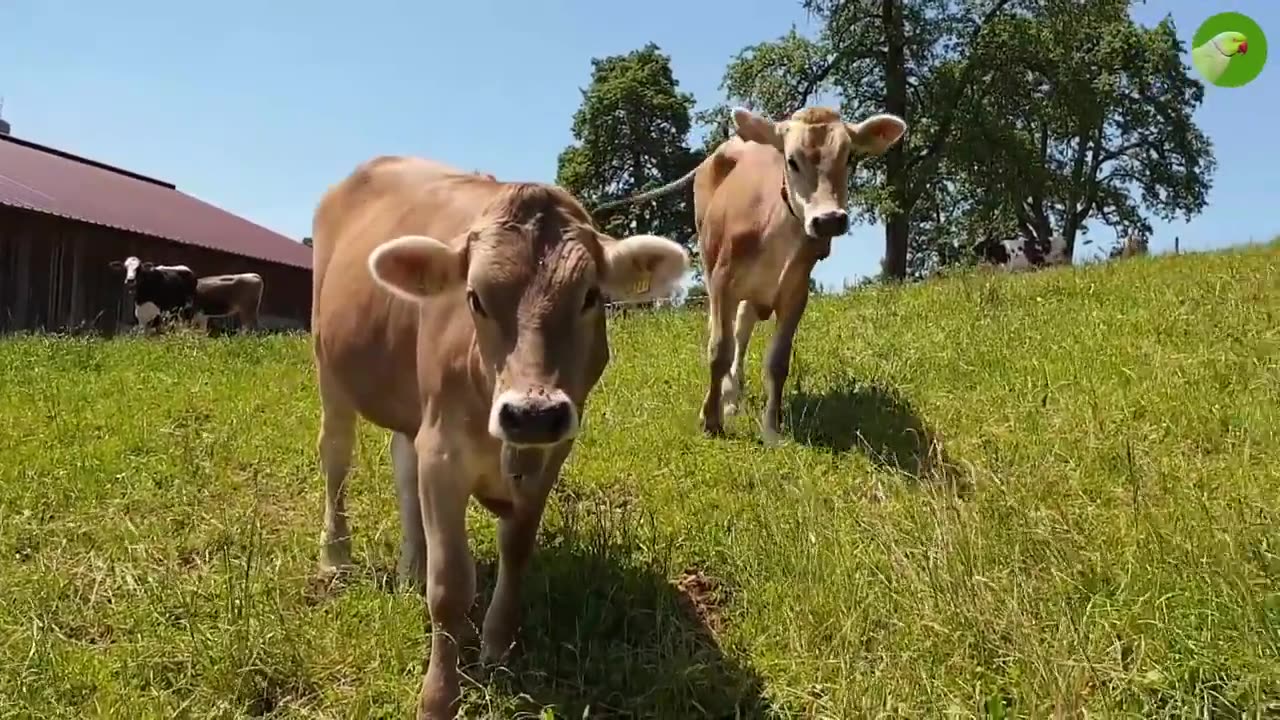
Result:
[590, 166, 700, 218]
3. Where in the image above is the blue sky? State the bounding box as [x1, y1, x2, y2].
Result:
[2, 0, 1276, 288]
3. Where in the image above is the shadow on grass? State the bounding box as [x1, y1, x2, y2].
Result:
[469, 500, 776, 718]
[306, 499, 776, 718]
[787, 378, 965, 487]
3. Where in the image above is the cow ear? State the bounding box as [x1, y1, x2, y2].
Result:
[108, 261, 123, 271]
[140, 262, 155, 272]
[598, 233, 689, 302]
[732, 107, 787, 151]
[368, 234, 466, 302]
[845, 114, 907, 156]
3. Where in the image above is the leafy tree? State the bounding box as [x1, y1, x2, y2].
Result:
[557, 43, 702, 256]
[948, 0, 1214, 260]
[301, 236, 313, 248]
[707, 0, 1019, 280]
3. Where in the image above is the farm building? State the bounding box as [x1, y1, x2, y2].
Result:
[0, 123, 312, 334]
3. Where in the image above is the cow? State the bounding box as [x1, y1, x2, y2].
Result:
[190, 272, 264, 332]
[107, 256, 264, 334]
[594, 106, 906, 444]
[310, 155, 688, 718]
[1110, 233, 1149, 259]
[976, 234, 1069, 271]
[108, 256, 198, 330]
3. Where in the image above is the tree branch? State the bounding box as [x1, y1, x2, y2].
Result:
[906, 0, 1017, 173]
[786, 0, 878, 114]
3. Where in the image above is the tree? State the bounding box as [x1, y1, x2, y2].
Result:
[947, 0, 1214, 260]
[301, 236, 313, 247]
[556, 44, 702, 258]
[707, 0, 1020, 280]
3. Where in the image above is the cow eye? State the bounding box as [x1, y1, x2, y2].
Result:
[787, 156, 800, 171]
[466, 289, 487, 318]
[582, 287, 601, 313]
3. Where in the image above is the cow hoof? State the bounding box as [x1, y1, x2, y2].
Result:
[761, 428, 785, 448]
[397, 553, 427, 594]
[479, 635, 518, 668]
[318, 538, 353, 577]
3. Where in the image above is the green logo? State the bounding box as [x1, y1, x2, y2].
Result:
[1191, 11, 1267, 88]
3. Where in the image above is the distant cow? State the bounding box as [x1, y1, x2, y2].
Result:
[108, 255, 264, 333]
[594, 106, 906, 444]
[191, 273, 264, 332]
[310, 156, 687, 717]
[108, 256, 198, 330]
[1110, 234, 1149, 259]
[977, 235, 1069, 271]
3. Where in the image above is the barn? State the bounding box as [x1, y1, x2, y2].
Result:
[0, 124, 312, 334]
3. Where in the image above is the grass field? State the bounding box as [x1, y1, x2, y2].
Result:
[1, 244, 1278, 718]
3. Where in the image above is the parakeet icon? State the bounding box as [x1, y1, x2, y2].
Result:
[1192, 31, 1249, 84]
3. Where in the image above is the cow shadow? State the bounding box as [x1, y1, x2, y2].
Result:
[306, 504, 778, 718]
[786, 379, 965, 489]
[464, 507, 777, 718]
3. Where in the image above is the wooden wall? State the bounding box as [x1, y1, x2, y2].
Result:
[0, 206, 311, 334]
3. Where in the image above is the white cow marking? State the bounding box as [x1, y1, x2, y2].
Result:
[135, 301, 161, 326]
[122, 256, 142, 283]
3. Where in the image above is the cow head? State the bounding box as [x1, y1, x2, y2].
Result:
[368, 183, 688, 450]
[732, 106, 907, 240]
[108, 255, 155, 293]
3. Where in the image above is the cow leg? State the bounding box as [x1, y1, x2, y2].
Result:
[317, 370, 357, 574]
[761, 269, 815, 447]
[480, 448, 564, 665]
[391, 431, 427, 591]
[415, 428, 476, 720]
[240, 300, 260, 333]
[699, 272, 736, 436]
[721, 300, 757, 416]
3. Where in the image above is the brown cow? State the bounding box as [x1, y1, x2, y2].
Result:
[595, 106, 905, 444]
[310, 155, 688, 718]
[191, 272, 264, 332]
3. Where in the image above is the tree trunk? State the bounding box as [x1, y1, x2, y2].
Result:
[881, 0, 910, 280]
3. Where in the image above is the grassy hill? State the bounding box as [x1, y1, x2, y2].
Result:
[1, 245, 1277, 718]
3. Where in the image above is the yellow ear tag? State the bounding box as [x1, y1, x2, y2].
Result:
[630, 271, 651, 296]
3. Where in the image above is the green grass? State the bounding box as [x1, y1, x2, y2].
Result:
[2, 245, 1278, 719]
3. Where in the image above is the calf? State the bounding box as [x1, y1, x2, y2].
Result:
[595, 106, 906, 444]
[310, 155, 687, 718]
[108, 256, 197, 330]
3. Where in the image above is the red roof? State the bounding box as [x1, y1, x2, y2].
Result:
[0, 133, 312, 270]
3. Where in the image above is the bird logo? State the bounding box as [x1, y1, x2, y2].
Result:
[1191, 12, 1267, 89]
[1192, 32, 1248, 85]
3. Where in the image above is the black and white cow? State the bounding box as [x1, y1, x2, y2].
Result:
[108, 256, 198, 330]
[976, 235, 1069, 271]
[108, 255, 265, 333]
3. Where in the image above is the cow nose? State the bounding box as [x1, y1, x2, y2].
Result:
[811, 210, 849, 237]
[495, 394, 575, 446]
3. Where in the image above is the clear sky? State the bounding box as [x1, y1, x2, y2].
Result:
[2, 0, 1276, 288]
